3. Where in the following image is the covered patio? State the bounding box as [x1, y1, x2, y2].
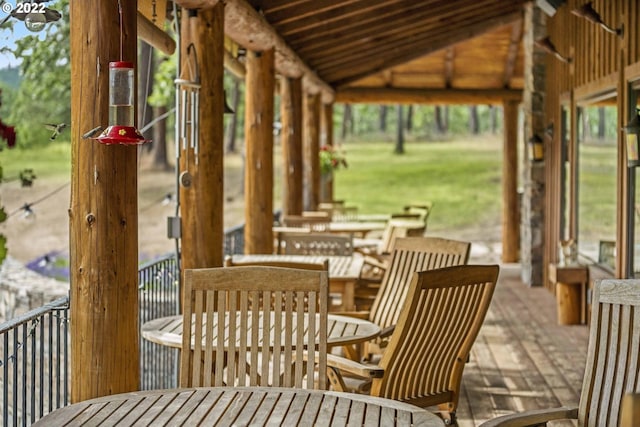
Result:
[5, 0, 640, 425]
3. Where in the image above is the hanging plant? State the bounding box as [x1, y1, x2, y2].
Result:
[319, 145, 348, 175]
[0, 89, 17, 264]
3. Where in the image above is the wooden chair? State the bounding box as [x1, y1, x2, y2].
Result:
[224, 257, 342, 311]
[279, 232, 354, 256]
[481, 278, 640, 427]
[352, 236, 471, 358]
[179, 266, 328, 389]
[224, 255, 329, 272]
[326, 264, 499, 425]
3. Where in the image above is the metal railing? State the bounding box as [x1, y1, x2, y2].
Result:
[0, 297, 69, 426]
[138, 254, 180, 391]
[0, 223, 247, 425]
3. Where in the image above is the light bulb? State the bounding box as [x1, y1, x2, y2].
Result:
[24, 13, 46, 33]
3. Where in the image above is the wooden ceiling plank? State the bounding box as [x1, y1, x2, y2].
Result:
[503, 20, 523, 88]
[274, 0, 410, 36]
[288, 0, 498, 48]
[263, 0, 367, 25]
[300, 2, 523, 65]
[223, 0, 334, 101]
[294, 3, 446, 57]
[335, 87, 522, 105]
[323, 11, 522, 87]
[311, 8, 521, 73]
[257, 0, 311, 13]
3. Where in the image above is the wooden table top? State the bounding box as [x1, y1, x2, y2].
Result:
[142, 312, 381, 349]
[33, 387, 444, 426]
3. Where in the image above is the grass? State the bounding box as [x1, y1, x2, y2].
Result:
[334, 136, 503, 233]
[0, 135, 618, 247]
[0, 142, 71, 181]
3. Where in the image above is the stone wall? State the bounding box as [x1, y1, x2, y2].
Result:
[0, 257, 68, 323]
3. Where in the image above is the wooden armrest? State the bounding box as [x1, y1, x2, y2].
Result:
[362, 255, 387, 269]
[480, 406, 578, 427]
[379, 324, 395, 339]
[333, 311, 370, 320]
[326, 354, 384, 379]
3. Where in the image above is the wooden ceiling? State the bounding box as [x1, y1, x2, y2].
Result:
[247, 0, 529, 93]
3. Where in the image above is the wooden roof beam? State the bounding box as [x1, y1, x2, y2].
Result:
[173, 0, 220, 8]
[444, 48, 454, 88]
[224, 0, 334, 102]
[503, 19, 523, 88]
[336, 87, 522, 105]
[137, 11, 176, 55]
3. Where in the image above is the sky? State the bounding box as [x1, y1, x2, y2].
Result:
[1, 1, 49, 69]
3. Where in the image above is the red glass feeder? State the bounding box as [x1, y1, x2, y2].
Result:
[95, 61, 148, 145]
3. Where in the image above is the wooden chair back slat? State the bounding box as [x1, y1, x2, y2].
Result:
[578, 279, 640, 426]
[180, 266, 328, 390]
[369, 237, 471, 332]
[372, 264, 499, 414]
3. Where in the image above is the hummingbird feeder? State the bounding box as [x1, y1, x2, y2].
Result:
[94, 2, 148, 145]
[95, 61, 148, 145]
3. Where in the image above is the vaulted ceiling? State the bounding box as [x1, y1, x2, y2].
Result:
[247, 0, 529, 92]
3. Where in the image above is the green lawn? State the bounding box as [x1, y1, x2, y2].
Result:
[333, 137, 504, 233]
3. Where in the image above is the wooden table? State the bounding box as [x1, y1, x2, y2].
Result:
[229, 254, 364, 311]
[33, 387, 444, 426]
[326, 221, 387, 237]
[142, 312, 380, 350]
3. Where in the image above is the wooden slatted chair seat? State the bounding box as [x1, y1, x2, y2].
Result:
[327, 264, 499, 425]
[482, 278, 640, 427]
[180, 266, 328, 390]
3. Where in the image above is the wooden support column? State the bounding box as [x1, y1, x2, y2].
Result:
[281, 76, 303, 216]
[502, 99, 520, 262]
[69, 0, 139, 402]
[303, 93, 321, 211]
[244, 48, 275, 254]
[179, 5, 225, 270]
[321, 103, 334, 202]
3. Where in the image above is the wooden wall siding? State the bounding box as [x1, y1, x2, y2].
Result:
[544, 0, 640, 283]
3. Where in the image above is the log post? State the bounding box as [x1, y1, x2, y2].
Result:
[244, 48, 275, 254]
[303, 93, 321, 211]
[321, 103, 334, 203]
[69, 0, 139, 402]
[178, 5, 225, 270]
[502, 99, 520, 262]
[281, 76, 303, 216]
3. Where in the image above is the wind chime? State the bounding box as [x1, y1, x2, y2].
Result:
[174, 43, 201, 187]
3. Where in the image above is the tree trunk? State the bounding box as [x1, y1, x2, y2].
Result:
[435, 105, 446, 134]
[490, 106, 498, 134]
[395, 104, 404, 154]
[225, 78, 240, 152]
[152, 105, 169, 170]
[341, 104, 352, 140]
[406, 104, 413, 132]
[469, 105, 480, 134]
[379, 105, 387, 132]
[138, 41, 155, 147]
[597, 106, 605, 140]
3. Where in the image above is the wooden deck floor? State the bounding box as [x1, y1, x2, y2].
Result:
[456, 262, 589, 427]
